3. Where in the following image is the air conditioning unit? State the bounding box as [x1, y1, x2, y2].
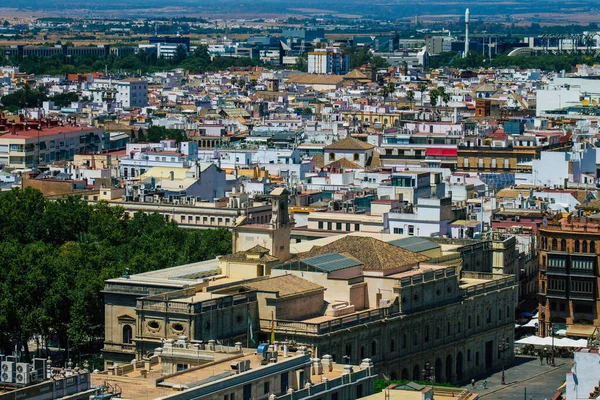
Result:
[15, 363, 30, 385]
[1, 361, 14, 383]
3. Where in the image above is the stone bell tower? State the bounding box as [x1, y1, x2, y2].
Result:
[269, 187, 292, 262]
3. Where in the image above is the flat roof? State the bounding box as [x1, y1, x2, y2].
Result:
[388, 236, 440, 253]
[0, 125, 100, 139]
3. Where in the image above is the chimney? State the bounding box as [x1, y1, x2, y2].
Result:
[235, 342, 243, 352]
[283, 341, 289, 357]
[321, 354, 333, 372]
[207, 340, 216, 351]
[311, 358, 323, 375]
[359, 358, 374, 370]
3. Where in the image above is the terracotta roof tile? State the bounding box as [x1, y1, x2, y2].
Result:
[243, 274, 324, 297]
[298, 236, 429, 272]
[324, 137, 375, 151]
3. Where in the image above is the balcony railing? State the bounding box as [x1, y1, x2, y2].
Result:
[546, 289, 568, 299]
[103, 342, 135, 353]
[570, 269, 596, 277]
[570, 292, 595, 301]
[546, 267, 568, 276]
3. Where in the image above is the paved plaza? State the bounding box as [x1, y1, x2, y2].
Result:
[462, 355, 572, 399]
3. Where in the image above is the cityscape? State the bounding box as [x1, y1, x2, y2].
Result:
[1, 3, 600, 400]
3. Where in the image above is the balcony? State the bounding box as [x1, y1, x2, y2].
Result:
[570, 292, 596, 301]
[546, 267, 568, 276]
[103, 342, 136, 354]
[570, 268, 596, 277]
[546, 289, 567, 299]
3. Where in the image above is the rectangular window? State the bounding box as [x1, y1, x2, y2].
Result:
[336, 222, 342, 230]
[467, 349, 471, 361]
[318, 221, 323, 229]
[475, 352, 480, 366]
[408, 225, 415, 235]
[491, 158, 496, 169]
[264, 381, 270, 394]
[346, 223, 351, 231]
[327, 222, 332, 230]
[463, 157, 469, 168]
[478, 159, 483, 168]
[354, 224, 360, 231]
[504, 158, 509, 168]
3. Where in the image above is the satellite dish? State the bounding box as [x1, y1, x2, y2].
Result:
[534, 322, 539, 328]
[140, 184, 146, 190]
[593, 99, 598, 106]
[582, 99, 590, 106]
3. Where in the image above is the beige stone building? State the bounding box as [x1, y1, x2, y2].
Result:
[101, 189, 518, 386]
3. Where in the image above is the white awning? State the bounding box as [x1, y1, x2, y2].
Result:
[515, 335, 587, 348]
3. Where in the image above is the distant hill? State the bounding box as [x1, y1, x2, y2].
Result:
[3, 0, 599, 20]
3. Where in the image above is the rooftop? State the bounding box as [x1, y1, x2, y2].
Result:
[242, 274, 324, 297]
[297, 235, 429, 272]
[324, 137, 375, 151]
[0, 125, 100, 139]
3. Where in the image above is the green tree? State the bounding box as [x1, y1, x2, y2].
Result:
[418, 82, 428, 107]
[429, 88, 439, 107]
[0, 188, 232, 359]
[406, 90, 415, 109]
[293, 53, 308, 72]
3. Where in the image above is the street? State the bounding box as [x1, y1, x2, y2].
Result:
[462, 355, 572, 399]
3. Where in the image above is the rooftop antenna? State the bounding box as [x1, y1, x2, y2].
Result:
[464, 8, 470, 58]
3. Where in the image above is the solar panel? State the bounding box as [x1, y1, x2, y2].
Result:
[302, 253, 362, 272]
[389, 236, 439, 252]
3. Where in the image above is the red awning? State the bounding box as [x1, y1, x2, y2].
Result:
[425, 148, 458, 157]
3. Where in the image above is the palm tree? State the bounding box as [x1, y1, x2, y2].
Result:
[436, 86, 450, 107]
[418, 82, 428, 107]
[386, 82, 396, 99]
[429, 88, 439, 107]
[406, 90, 415, 110]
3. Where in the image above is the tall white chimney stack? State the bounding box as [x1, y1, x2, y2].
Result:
[464, 8, 470, 58]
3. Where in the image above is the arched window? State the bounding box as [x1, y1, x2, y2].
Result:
[371, 340, 377, 356]
[552, 238, 558, 251]
[447, 322, 452, 335]
[436, 327, 441, 339]
[123, 325, 133, 344]
[468, 315, 472, 329]
[560, 239, 566, 251]
[424, 325, 430, 342]
[360, 345, 365, 359]
[575, 240, 580, 253]
[591, 241, 596, 253]
[477, 315, 481, 327]
[353, 153, 360, 161]
[390, 339, 395, 352]
[402, 333, 407, 348]
[583, 241, 588, 253]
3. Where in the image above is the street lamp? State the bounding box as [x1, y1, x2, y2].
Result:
[498, 339, 509, 385]
[422, 361, 435, 382]
[549, 323, 556, 367]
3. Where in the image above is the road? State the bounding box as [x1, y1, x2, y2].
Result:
[463, 355, 572, 400]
